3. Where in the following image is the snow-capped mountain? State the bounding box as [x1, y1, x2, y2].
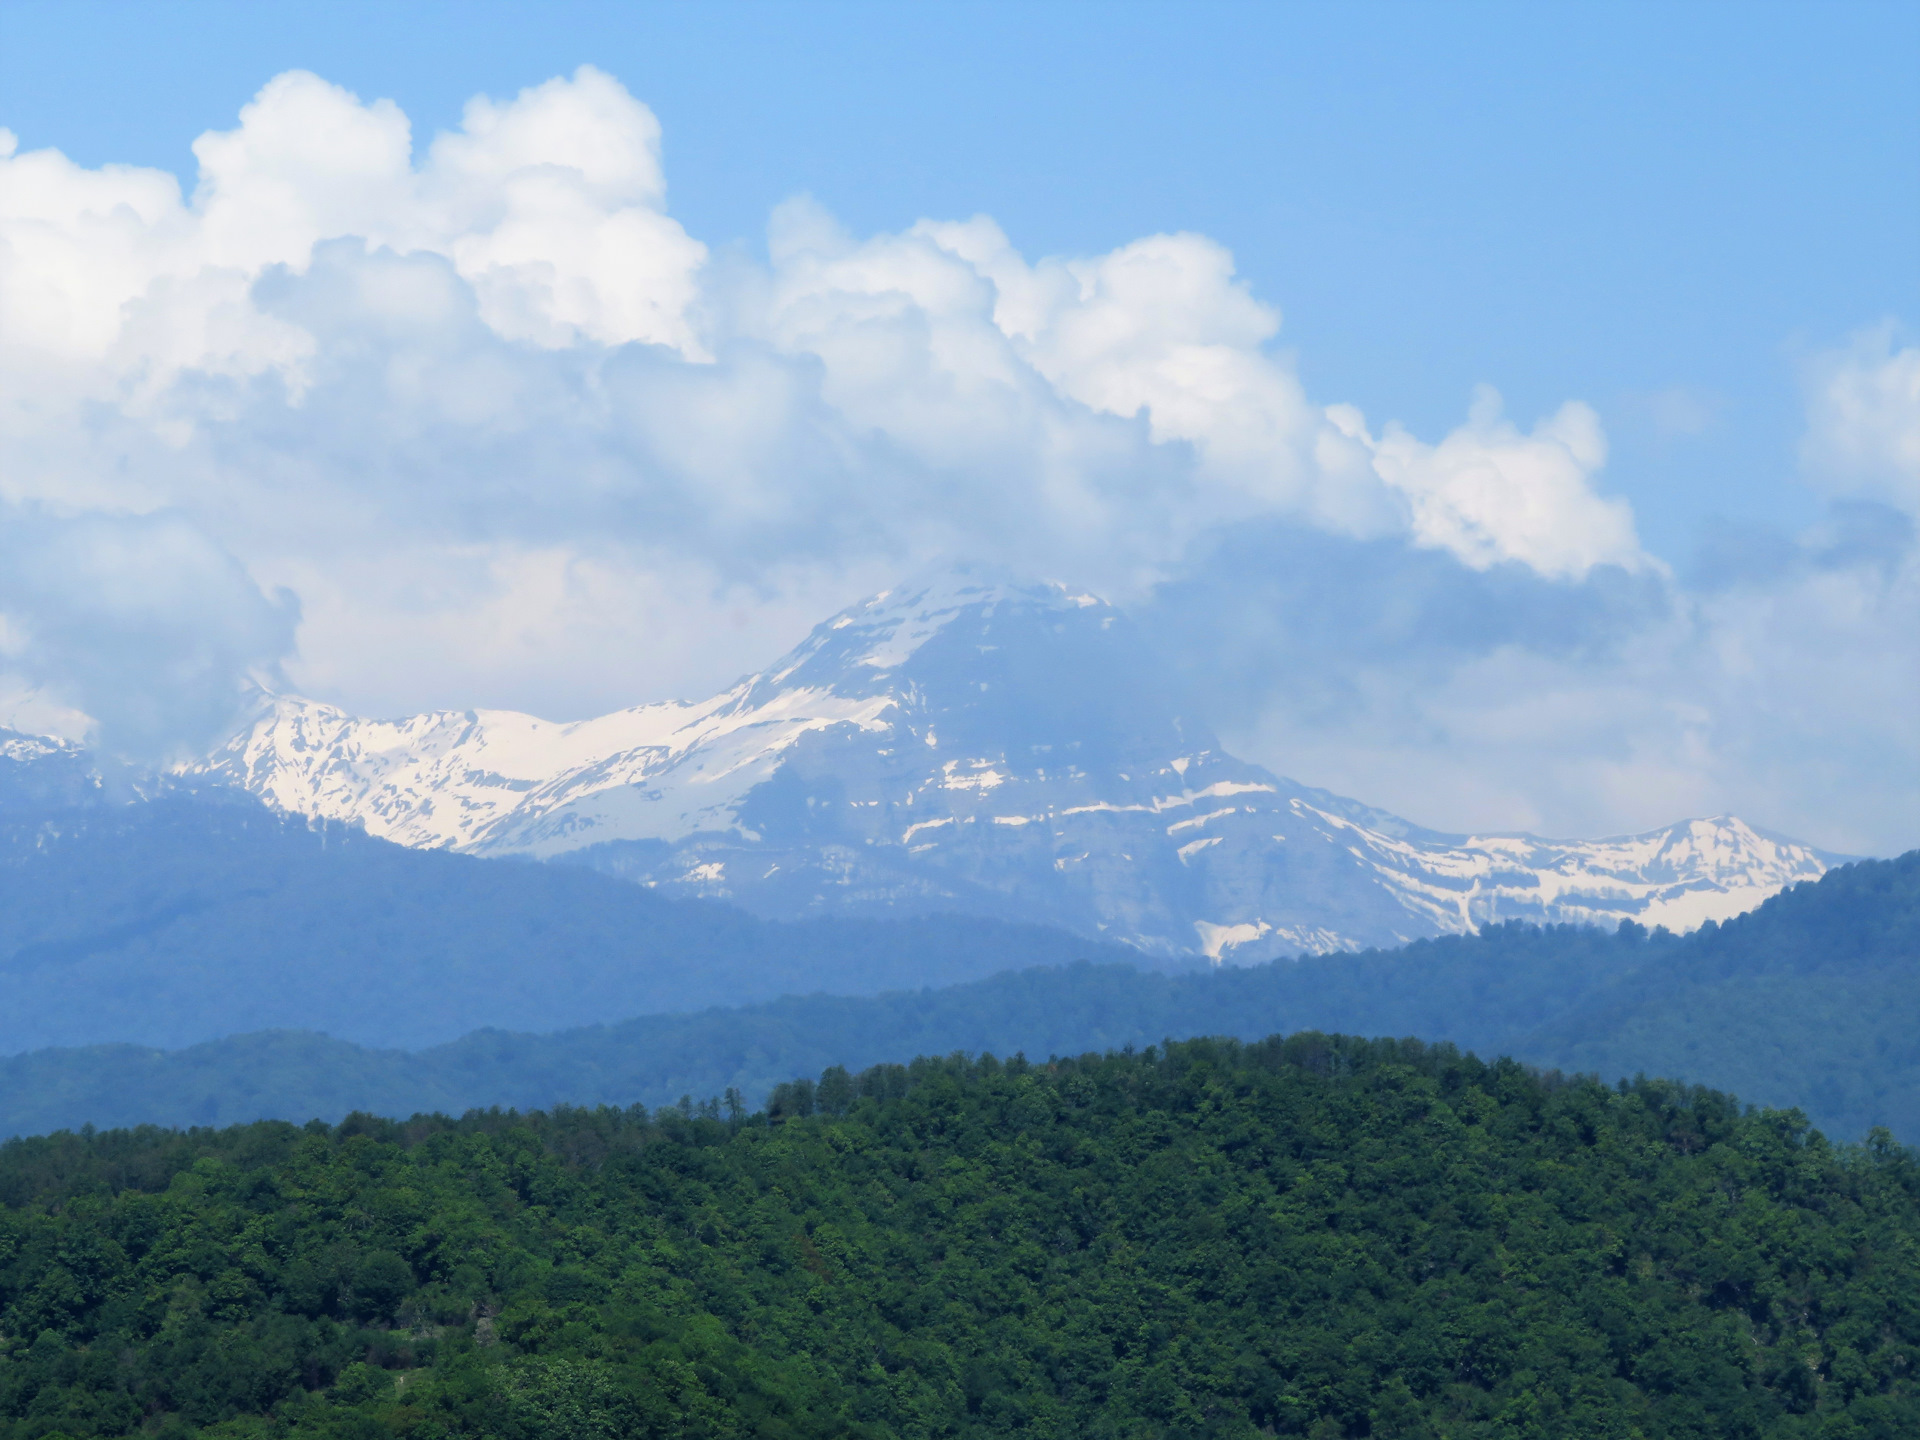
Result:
[196, 576, 1839, 961]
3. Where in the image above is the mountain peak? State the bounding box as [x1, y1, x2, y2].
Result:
[188, 578, 1838, 960]
[755, 573, 1119, 690]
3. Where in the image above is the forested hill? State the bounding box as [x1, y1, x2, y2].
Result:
[0, 925, 1658, 1140]
[4, 849, 1917, 1142]
[0, 796, 1136, 1053]
[1529, 846, 1920, 1128]
[2, 1036, 1918, 1438]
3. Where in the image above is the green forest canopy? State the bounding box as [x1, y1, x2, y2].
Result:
[3, 1034, 1919, 1438]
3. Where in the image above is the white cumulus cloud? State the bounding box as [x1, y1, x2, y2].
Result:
[0, 507, 297, 759]
[0, 65, 705, 389]
[1803, 326, 1920, 514]
[3, 66, 1908, 858]
[0, 49, 1640, 749]
[1331, 387, 1642, 580]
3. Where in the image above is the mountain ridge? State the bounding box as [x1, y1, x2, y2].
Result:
[4, 848, 1915, 1143]
[193, 576, 1838, 958]
[0, 794, 1140, 1054]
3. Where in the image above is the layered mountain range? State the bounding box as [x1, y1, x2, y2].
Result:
[197, 577, 1837, 960]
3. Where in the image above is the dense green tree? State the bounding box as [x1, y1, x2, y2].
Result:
[1, 1034, 1919, 1436]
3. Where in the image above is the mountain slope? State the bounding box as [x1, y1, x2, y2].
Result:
[7, 851, 1916, 1142]
[1530, 849, 1920, 1133]
[200, 576, 1836, 958]
[0, 793, 1134, 1053]
[0, 929, 1649, 1140]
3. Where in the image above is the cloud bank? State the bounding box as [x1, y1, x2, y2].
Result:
[0, 69, 1912, 853]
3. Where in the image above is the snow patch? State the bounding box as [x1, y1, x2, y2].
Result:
[1194, 920, 1271, 963]
[940, 759, 1008, 792]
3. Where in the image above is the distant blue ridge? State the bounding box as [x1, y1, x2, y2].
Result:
[2, 848, 1915, 1146]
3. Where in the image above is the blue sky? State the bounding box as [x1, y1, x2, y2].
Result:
[0, 1, 1914, 852]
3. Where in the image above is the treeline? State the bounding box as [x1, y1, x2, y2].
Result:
[3, 1034, 1919, 1437]
[0, 920, 1669, 1138]
[8, 848, 1920, 1142]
